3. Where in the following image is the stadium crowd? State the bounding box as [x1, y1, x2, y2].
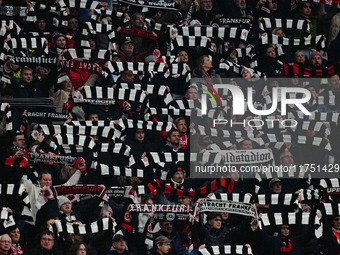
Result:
[1, 0, 340, 254]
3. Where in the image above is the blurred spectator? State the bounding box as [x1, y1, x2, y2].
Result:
[107, 234, 136, 255]
[30, 230, 61, 255]
[0, 234, 12, 255]
[153, 236, 171, 255]
[154, 222, 185, 255]
[7, 227, 28, 255]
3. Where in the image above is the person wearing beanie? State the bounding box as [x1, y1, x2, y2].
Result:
[57, 196, 82, 223]
[49, 31, 67, 57]
[169, 166, 185, 187]
[52, 32, 67, 50]
[309, 51, 323, 68]
[167, 164, 191, 192]
[241, 67, 254, 81]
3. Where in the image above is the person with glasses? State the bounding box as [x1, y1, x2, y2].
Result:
[0, 234, 12, 255]
[30, 230, 61, 255]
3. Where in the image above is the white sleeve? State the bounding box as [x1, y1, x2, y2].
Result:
[63, 169, 82, 186]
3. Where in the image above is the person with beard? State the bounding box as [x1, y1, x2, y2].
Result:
[308, 51, 325, 70]
[162, 129, 183, 153]
[320, 73, 340, 110]
[167, 165, 191, 191]
[173, 118, 189, 150]
[0, 133, 30, 189]
[49, 32, 67, 56]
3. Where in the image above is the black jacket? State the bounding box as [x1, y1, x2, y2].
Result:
[320, 225, 340, 255]
[196, 219, 248, 246]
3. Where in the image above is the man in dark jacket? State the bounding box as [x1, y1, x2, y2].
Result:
[258, 45, 284, 77]
[154, 222, 185, 255]
[13, 67, 43, 98]
[196, 212, 251, 246]
[191, 0, 219, 25]
[321, 215, 340, 255]
[217, 0, 254, 19]
[126, 129, 153, 168]
[30, 230, 62, 255]
[107, 234, 136, 255]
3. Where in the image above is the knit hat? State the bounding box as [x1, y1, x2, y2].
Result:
[57, 196, 71, 209]
[241, 67, 254, 77]
[52, 31, 66, 43]
[100, 206, 113, 217]
[169, 165, 184, 178]
[145, 55, 158, 63]
[309, 51, 322, 62]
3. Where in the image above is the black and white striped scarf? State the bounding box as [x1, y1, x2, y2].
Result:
[199, 245, 253, 255]
[259, 18, 309, 33]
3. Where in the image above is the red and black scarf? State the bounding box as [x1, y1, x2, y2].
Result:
[283, 62, 340, 77]
[147, 178, 234, 197]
